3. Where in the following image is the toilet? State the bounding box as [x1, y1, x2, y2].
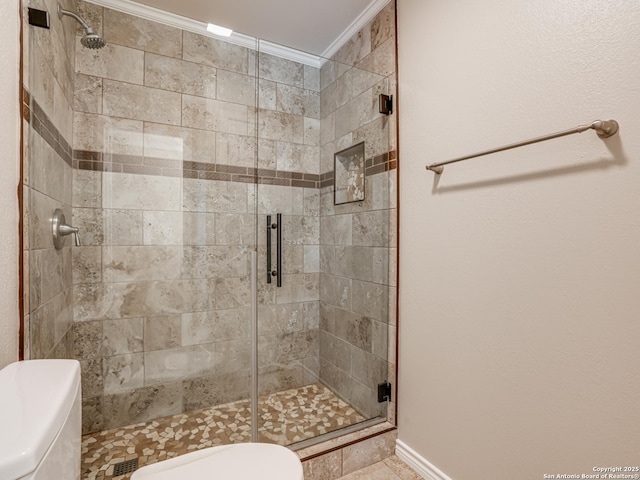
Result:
[0, 359, 81, 480]
[0, 358, 302, 480]
[130, 442, 304, 479]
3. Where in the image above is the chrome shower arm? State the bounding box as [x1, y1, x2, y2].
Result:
[57, 4, 94, 33]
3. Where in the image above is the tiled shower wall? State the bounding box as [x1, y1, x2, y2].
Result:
[318, 2, 398, 420]
[70, 2, 324, 433]
[23, 0, 77, 361]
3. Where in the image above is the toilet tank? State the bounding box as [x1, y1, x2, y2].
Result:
[0, 360, 81, 480]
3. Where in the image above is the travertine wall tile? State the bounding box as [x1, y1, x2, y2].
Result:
[29, 131, 72, 205]
[182, 94, 249, 134]
[75, 39, 144, 84]
[143, 122, 216, 163]
[351, 280, 388, 321]
[73, 170, 101, 208]
[75, 0, 103, 38]
[72, 207, 104, 246]
[258, 52, 304, 87]
[276, 84, 320, 118]
[143, 211, 184, 245]
[257, 109, 304, 143]
[352, 210, 389, 246]
[276, 273, 320, 304]
[144, 343, 217, 385]
[353, 116, 389, 159]
[103, 352, 144, 394]
[213, 276, 251, 310]
[215, 213, 254, 245]
[72, 246, 101, 284]
[304, 65, 321, 92]
[182, 371, 250, 411]
[183, 178, 248, 213]
[74, 112, 143, 155]
[103, 80, 182, 125]
[258, 303, 306, 336]
[102, 382, 183, 429]
[182, 308, 250, 346]
[73, 279, 211, 322]
[183, 212, 216, 246]
[304, 245, 320, 273]
[183, 31, 250, 74]
[74, 73, 102, 114]
[144, 315, 182, 351]
[256, 184, 304, 216]
[216, 69, 256, 107]
[103, 245, 182, 282]
[276, 142, 319, 174]
[342, 431, 396, 475]
[259, 330, 318, 367]
[304, 117, 321, 146]
[216, 133, 256, 168]
[30, 41, 55, 120]
[283, 215, 319, 245]
[356, 36, 396, 78]
[144, 53, 217, 98]
[103, 209, 143, 245]
[102, 172, 181, 210]
[320, 330, 352, 373]
[258, 79, 277, 110]
[80, 358, 103, 398]
[320, 274, 352, 310]
[302, 450, 343, 480]
[102, 317, 144, 356]
[103, 8, 182, 58]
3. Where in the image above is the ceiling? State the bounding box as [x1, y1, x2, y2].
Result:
[133, 0, 376, 56]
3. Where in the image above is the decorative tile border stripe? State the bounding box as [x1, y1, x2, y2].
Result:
[74, 150, 397, 189]
[25, 91, 397, 189]
[24, 93, 73, 167]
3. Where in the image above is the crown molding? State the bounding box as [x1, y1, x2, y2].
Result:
[320, 0, 391, 60]
[84, 0, 323, 67]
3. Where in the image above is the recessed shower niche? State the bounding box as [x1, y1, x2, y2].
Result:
[334, 142, 365, 205]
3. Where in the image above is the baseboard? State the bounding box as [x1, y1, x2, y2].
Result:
[395, 439, 454, 480]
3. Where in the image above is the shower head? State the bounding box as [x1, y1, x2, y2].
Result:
[57, 3, 106, 50]
[81, 31, 107, 50]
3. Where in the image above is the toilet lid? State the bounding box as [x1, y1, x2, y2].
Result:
[130, 443, 303, 480]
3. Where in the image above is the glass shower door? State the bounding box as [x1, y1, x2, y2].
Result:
[254, 42, 393, 446]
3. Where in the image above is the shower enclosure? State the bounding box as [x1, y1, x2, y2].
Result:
[23, 0, 397, 453]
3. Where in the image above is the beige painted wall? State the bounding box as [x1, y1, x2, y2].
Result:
[397, 1, 640, 478]
[0, 0, 20, 369]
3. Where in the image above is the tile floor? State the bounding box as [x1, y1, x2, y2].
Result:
[81, 383, 366, 479]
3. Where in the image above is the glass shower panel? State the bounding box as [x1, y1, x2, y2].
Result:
[255, 40, 393, 446]
[26, 0, 261, 439]
[253, 42, 323, 445]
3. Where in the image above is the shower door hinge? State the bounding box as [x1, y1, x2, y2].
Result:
[28, 8, 50, 29]
[379, 94, 393, 116]
[377, 381, 392, 403]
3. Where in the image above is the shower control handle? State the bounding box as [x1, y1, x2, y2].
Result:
[52, 209, 81, 249]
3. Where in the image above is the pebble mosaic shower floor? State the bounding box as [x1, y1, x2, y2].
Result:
[81, 383, 366, 480]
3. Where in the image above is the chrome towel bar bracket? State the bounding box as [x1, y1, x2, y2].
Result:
[426, 119, 619, 174]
